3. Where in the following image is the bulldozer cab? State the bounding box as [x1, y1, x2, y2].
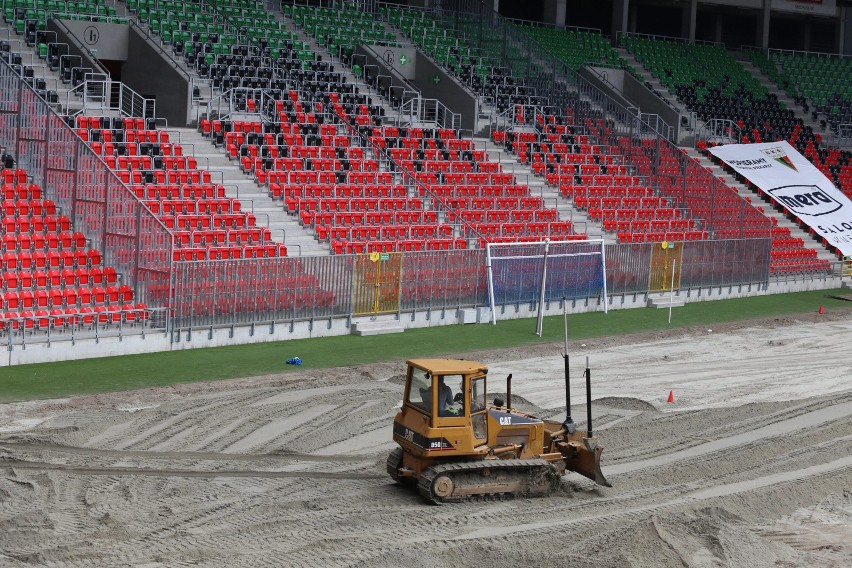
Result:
[399, 359, 489, 452]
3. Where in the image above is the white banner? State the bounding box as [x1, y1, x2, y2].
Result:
[772, 0, 836, 16]
[709, 141, 852, 255]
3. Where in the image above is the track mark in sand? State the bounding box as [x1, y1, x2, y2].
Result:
[0, 441, 371, 463]
[256, 383, 381, 406]
[455, 454, 852, 541]
[223, 404, 338, 453]
[5, 460, 386, 480]
[607, 400, 852, 476]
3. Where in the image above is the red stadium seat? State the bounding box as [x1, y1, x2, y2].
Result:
[49, 308, 66, 328]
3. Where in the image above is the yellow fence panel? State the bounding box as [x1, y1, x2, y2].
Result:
[649, 241, 683, 292]
[352, 252, 403, 315]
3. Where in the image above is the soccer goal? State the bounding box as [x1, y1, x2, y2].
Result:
[485, 238, 607, 334]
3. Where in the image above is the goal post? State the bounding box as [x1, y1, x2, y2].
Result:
[485, 238, 608, 333]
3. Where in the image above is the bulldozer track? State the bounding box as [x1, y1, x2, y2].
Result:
[417, 459, 561, 504]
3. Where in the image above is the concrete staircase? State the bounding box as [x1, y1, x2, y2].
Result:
[166, 125, 329, 257]
[0, 21, 83, 115]
[647, 293, 685, 309]
[271, 9, 404, 126]
[617, 47, 692, 119]
[350, 316, 404, 336]
[681, 146, 837, 263]
[470, 133, 610, 243]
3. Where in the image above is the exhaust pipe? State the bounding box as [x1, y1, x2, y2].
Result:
[506, 373, 512, 411]
[562, 299, 576, 434]
[585, 356, 593, 438]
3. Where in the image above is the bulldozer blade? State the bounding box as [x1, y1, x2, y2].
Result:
[562, 440, 611, 487]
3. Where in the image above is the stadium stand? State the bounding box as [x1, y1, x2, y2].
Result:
[624, 36, 801, 143]
[768, 50, 852, 133]
[73, 115, 287, 261]
[617, 36, 834, 267]
[0, 0, 845, 356]
[0, 166, 148, 332]
[515, 23, 628, 72]
[284, 2, 400, 65]
[380, 5, 548, 111]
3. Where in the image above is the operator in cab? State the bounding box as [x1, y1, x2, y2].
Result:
[436, 376, 462, 416]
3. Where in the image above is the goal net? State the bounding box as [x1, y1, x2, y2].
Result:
[486, 239, 607, 330]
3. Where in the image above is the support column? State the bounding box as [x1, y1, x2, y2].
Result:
[681, 0, 697, 42]
[757, 0, 770, 49]
[837, 6, 845, 55]
[802, 21, 811, 51]
[715, 13, 723, 44]
[628, 3, 638, 34]
[493, 0, 499, 14]
[611, 0, 630, 45]
[543, 0, 567, 27]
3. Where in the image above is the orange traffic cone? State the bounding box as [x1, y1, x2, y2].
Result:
[667, 390, 675, 403]
[818, 304, 825, 315]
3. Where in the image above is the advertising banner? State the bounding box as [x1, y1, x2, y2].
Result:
[709, 141, 852, 254]
[771, 0, 836, 16]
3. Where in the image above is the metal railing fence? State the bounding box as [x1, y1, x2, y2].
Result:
[0, 56, 174, 314]
[65, 78, 156, 119]
[162, 237, 789, 331]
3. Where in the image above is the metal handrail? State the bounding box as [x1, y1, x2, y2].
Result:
[127, 18, 194, 84]
[616, 30, 723, 48]
[397, 96, 461, 131]
[502, 16, 603, 37]
[766, 46, 852, 61]
[51, 18, 110, 75]
[65, 79, 155, 118]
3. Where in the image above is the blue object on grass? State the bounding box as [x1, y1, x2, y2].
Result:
[286, 357, 302, 365]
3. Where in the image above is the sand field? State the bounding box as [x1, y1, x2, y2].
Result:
[1, 311, 851, 567]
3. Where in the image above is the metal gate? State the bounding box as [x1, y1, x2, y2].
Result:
[352, 252, 403, 315]
[649, 241, 683, 291]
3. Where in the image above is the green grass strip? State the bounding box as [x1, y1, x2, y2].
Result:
[1, 288, 849, 402]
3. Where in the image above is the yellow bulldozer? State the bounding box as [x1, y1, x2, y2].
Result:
[388, 357, 610, 503]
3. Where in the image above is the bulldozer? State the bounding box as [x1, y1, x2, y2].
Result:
[388, 357, 610, 504]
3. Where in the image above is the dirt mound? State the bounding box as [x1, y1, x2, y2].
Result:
[593, 397, 659, 412]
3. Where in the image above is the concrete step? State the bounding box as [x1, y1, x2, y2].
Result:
[168, 126, 329, 256]
[737, 58, 830, 138]
[647, 294, 685, 309]
[470, 136, 610, 242]
[618, 47, 702, 137]
[351, 318, 404, 336]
